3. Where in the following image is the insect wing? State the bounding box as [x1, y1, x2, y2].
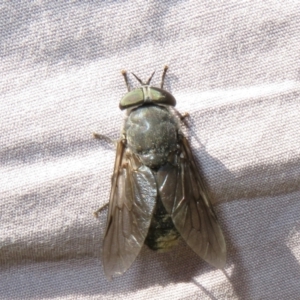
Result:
[102, 141, 157, 279]
[156, 136, 226, 268]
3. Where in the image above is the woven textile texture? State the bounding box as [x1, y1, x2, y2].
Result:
[1, 1, 300, 299]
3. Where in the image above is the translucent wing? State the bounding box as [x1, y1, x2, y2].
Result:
[102, 141, 157, 279]
[156, 136, 226, 268]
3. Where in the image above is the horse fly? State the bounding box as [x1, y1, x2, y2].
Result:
[97, 66, 226, 280]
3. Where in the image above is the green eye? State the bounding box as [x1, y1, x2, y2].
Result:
[119, 88, 144, 110]
[119, 87, 176, 110]
[149, 87, 176, 106]
[149, 88, 165, 101]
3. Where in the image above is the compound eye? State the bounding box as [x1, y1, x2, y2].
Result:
[119, 88, 144, 110]
[149, 87, 176, 106]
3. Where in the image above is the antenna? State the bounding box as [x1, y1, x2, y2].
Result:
[131, 73, 145, 85]
[146, 71, 155, 85]
[131, 71, 155, 85]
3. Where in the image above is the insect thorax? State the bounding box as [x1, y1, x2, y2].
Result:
[124, 105, 179, 169]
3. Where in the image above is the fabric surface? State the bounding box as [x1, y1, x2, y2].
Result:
[1, 1, 300, 299]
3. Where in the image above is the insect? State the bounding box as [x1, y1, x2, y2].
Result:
[98, 66, 226, 280]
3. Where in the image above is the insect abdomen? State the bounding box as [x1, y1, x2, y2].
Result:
[144, 196, 180, 251]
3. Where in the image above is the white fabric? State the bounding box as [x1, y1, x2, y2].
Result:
[1, 1, 300, 299]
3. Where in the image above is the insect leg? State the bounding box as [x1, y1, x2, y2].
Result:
[93, 203, 109, 218]
[160, 65, 169, 88]
[179, 112, 190, 121]
[93, 133, 117, 148]
[121, 70, 131, 92]
[172, 107, 190, 127]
